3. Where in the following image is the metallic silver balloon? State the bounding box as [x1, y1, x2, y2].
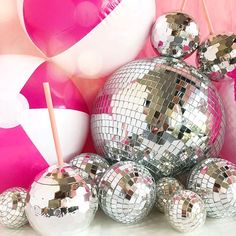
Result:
[198, 33, 236, 81]
[70, 153, 110, 186]
[188, 158, 236, 218]
[166, 190, 206, 233]
[0, 187, 28, 229]
[99, 161, 156, 224]
[91, 57, 225, 178]
[155, 177, 184, 213]
[25, 164, 98, 236]
[151, 12, 199, 58]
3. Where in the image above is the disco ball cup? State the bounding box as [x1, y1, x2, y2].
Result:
[166, 190, 206, 233]
[188, 158, 236, 218]
[0, 187, 28, 229]
[91, 57, 225, 178]
[25, 164, 98, 236]
[70, 153, 110, 186]
[151, 12, 199, 58]
[198, 33, 236, 81]
[98, 161, 156, 224]
[155, 177, 184, 213]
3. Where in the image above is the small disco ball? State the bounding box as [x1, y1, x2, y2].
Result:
[151, 12, 199, 58]
[98, 161, 156, 224]
[155, 177, 184, 213]
[70, 153, 110, 186]
[166, 190, 206, 233]
[0, 187, 28, 229]
[25, 164, 98, 236]
[198, 33, 236, 81]
[188, 158, 236, 218]
[91, 57, 225, 178]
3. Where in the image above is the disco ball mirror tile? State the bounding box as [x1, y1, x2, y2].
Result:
[155, 177, 184, 213]
[198, 33, 236, 81]
[0, 187, 28, 229]
[91, 57, 225, 178]
[166, 190, 206, 232]
[70, 153, 110, 186]
[98, 161, 156, 224]
[151, 12, 199, 58]
[188, 158, 236, 218]
[25, 164, 98, 236]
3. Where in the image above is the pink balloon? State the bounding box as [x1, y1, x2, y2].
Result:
[217, 79, 236, 164]
[23, 0, 121, 56]
[0, 59, 89, 193]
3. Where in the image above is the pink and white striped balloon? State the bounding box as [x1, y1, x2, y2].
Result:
[17, 0, 156, 78]
[0, 55, 89, 192]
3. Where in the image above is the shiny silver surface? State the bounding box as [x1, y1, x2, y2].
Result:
[151, 12, 199, 58]
[166, 190, 206, 232]
[98, 161, 156, 224]
[70, 153, 110, 186]
[25, 164, 98, 236]
[91, 57, 225, 178]
[188, 158, 236, 218]
[155, 177, 183, 213]
[198, 33, 236, 81]
[0, 187, 28, 229]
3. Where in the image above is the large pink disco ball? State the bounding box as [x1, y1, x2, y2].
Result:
[0, 55, 89, 193]
[17, 0, 156, 78]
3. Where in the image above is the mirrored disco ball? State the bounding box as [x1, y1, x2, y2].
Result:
[198, 33, 236, 81]
[188, 158, 236, 218]
[151, 12, 199, 58]
[166, 190, 206, 233]
[91, 57, 225, 178]
[155, 177, 184, 213]
[25, 164, 98, 236]
[70, 153, 110, 186]
[0, 187, 28, 229]
[98, 161, 156, 224]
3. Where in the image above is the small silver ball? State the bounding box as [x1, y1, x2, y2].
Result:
[151, 12, 199, 58]
[188, 158, 236, 218]
[70, 153, 110, 185]
[166, 190, 206, 233]
[25, 164, 98, 236]
[198, 33, 236, 81]
[0, 187, 28, 229]
[155, 177, 184, 213]
[99, 161, 156, 224]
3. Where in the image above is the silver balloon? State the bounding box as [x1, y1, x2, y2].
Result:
[155, 177, 183, 213]
[166, 190, 206, 233]
[70, 153, 110, 186]
[198, 33, 236, 81]
[188, 158, 236, 218]
[25, 164, 98, 236]
[151, 12, 199, 58]
[0, 187, 28, 229]
[91, 57, 225, 178]
[99, 161, 156, 224]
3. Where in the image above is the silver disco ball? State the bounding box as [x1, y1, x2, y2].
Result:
[0, 187, 28, 229]
[166, 190, 206, 233]
[188, 158, 236, 218]
[155, 177, 184, 213]
[198, 33, 236, 81]
[25, 164, 98, 236]
[151, 12, 199, 58]
[70, 153, 110, 186]
[98, 161, 156, 224]
[91, 57, 225, 178]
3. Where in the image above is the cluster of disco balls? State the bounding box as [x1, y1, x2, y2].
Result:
[1, 11, 236, 235]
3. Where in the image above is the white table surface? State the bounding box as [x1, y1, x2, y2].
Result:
[0, 210, 235, 236]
